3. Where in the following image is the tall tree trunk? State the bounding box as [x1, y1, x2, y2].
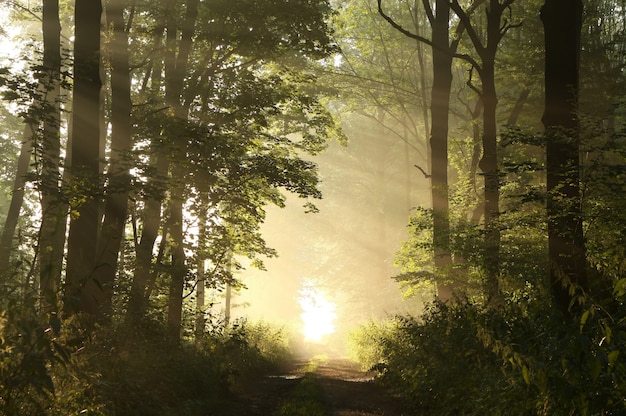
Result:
[127, 32, 167, 319]
[451, 0, 516, 304]
[164, 0, 199, 343]
[166, 180, 185, 341]
[479, 63, 500, 304]
[0, 124, 34, 278]
[39, 0, 64, 312]
[430, 0, 455, 302]
[541, 0, 587, 316]
[94, 0, 133, 317]
[64, 0, 103, 317]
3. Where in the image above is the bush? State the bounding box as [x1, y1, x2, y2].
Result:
[0, 312, 293, 415]
[353, 290, 626, 416]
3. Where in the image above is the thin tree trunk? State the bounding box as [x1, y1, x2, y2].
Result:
[0, 124, 35, 277]
[94, 0, 133, 317]
[224, 283, 231, 327]
[164, 0, 199, 343]
[450, 0, 515, 305]
[506, 88, 530, 126]
[127, 14, 166, 320]
[195, 201, 208, 342]
[166, 182, 185, 341]
[127, 153, 168, 318]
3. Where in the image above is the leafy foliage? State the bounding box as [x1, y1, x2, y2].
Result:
[352, 278, 626, 416]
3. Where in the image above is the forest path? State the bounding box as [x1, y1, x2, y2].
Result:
[229, 356, 408, 416]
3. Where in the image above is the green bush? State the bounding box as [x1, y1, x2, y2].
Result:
[0, 312, 293, 415]
[353, 290, 626, 416]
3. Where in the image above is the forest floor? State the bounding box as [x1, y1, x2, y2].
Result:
[225, 356, 409, 415]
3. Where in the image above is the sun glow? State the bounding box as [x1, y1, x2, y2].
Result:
[298, 282, 337, 343]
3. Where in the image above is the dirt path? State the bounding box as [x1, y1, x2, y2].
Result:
[230, 357, 408, 416]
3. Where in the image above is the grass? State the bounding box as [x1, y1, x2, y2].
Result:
[274, 356, 328, 416]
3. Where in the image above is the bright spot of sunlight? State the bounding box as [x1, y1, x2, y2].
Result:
[298, 281, 337, 343]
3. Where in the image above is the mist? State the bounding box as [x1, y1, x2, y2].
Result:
[232, 114, 430, 356]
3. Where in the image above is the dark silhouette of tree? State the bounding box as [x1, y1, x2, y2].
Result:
[38, 0, 65, 313]
[64, 0, 103, 317]
[450, 0, 520, 304]
[541, 0, 587, 316]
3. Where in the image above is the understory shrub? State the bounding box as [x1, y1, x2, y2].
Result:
[354, 287, 626, 416]
[0, 312, 293, 415]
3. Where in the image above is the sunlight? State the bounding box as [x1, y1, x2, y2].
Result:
[298, 281, 337, 343]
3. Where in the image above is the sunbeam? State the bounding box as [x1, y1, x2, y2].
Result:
[298, 282, 337, 343]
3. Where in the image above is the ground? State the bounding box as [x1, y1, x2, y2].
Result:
[227, 357, 409, 416]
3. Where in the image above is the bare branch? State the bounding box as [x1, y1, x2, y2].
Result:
[465, 66, 482, 97]
[414, 164, 431, 178]
[378, 0, 481, 70]
[450, 0, 486, 58]
[377, 0, 434, 45]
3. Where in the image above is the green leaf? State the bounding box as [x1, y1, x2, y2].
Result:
[613, 278, 626, 297]
[580, 309, 591, 332]
[521, 365, 531, 385]
[608, 350, 620, 369]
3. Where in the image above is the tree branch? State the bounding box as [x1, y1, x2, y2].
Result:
[377, 0, 481, 70]
[414, 164, 431, 178]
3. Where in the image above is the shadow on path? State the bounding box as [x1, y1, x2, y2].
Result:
[227, 358, 409, 416]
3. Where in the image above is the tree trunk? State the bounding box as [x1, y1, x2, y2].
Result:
[64, 0, 103, 317]
[127, 152, 168, 318]
[451, 0, 513, 305]
[127, 34, 167, 319]
[166, 179, 185, 342]
[195, 201, 208, 342]
[39, 0, 64, 312]
[94, 0, 133, 317]
[0, 124, 34, 277]
[479, 63, 500, 304]
[430, 0, 455, 302]
[163, 0, 199, 343]
[541, 0, 587, 316]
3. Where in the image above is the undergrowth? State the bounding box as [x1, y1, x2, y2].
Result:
[0, 312, 293, 415]
[350, 284, 626, 416]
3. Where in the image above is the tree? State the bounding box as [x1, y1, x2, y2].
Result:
[377, 0, 481, 301]
[64, 0, 103, 317]
[120, 0, 339, 341]
[92, 0, 134, 317]
[39, 0, 64, 312]
[450, 0, 519, 303]
[540, 0, 587, 315]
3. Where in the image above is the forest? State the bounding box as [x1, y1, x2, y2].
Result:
[0, 0, 625, 414]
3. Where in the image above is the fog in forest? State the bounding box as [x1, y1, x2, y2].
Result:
[232, 117, 430, 355]
[2, 0, 626, 414]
